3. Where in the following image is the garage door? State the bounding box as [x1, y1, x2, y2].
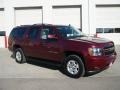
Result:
[53, 6, 81, 30]
[96, 6, 120, 28]
[96, 6, 120, 45]
[0, 9, 5, 48]
[15, 7, 43, 26]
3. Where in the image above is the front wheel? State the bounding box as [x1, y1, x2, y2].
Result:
[63, 55, 85, 78]
[15, 48, 26, 64]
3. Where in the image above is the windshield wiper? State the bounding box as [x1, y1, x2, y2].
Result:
[79, 35, 86, 37]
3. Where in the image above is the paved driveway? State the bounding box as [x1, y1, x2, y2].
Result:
[0, 45, 120, 90]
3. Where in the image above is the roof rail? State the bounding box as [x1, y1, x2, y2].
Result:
[33, 23, 53, 26]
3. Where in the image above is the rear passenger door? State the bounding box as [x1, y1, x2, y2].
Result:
[24, 27, 40, 57]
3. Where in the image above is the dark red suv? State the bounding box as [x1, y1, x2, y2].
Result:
[8, 24, 116, 78]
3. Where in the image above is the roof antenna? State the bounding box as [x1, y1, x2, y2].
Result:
[69, 24, 71, 27]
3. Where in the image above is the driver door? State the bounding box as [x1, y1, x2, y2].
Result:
[38, 26, 62, 61]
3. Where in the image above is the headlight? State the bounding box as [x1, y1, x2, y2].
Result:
[88, 47, 102, 56]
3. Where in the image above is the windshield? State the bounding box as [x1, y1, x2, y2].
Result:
[57, 25, 86, 39]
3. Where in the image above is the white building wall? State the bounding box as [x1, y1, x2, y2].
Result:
[4, 7, 15, 36]
[88, 0, 96, 35]
[98, 33, 120, 45]
[0, 0, 120, 47]
[81, 0, 89, 35]
[95, 0, 120, 45]
[1, 0, 90, 36]
[0, 0, 4, 8]
[0, 9, 5, 31]
[52, 0, 83, 5]
[95, 0, 120, 4]
[43, 0, 52, 24]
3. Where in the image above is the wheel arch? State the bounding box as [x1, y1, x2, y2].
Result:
[13, 44, 22, 50]
[64, 51, 85, 65]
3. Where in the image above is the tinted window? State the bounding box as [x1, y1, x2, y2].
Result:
[96, 28, 103, 33]
[9, 28, 17, 38]
[56, 26, 85, 38]
[10, 27, 26, 38]
[40, 27, 56, 40]
[104, 28, 114, 33]
[28, 27, 39, 40]
[17, 28, 26, 38]
[115, 28, 120, 33]
[41, 28, 49, 39]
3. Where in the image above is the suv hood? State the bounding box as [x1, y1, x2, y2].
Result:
[70, 36, 111, 44]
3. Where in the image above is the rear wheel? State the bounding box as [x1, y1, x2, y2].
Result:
[63, 55, 85, 78]
[15, 48, 26, 64]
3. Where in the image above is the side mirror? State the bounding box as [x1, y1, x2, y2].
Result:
[48, 34, 58, 40]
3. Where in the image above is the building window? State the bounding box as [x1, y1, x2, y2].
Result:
[96, 28, 120, 33]
[115, 28, 120, 33]
[0, 31, 5, 36]
[104, 28, 114, 33]
[96, 28, 103, 33]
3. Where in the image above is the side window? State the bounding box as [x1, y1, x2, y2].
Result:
[40, 27, 56, 40]
[9, 28, 16, 38]
[41, 28, 49, 40]
[28, 27, 39, 40]
[9, 27, 26, 39]
[17, 28, 26, 38]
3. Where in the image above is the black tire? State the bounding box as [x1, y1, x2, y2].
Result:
[63, 55, 85, 78]
[14, 48, 26, 64]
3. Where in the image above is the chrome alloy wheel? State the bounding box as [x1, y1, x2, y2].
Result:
[16, 51, 22, 62]
[67, 60, 79, 75]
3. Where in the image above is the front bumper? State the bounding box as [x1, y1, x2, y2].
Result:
[85, 52, 116, 72]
